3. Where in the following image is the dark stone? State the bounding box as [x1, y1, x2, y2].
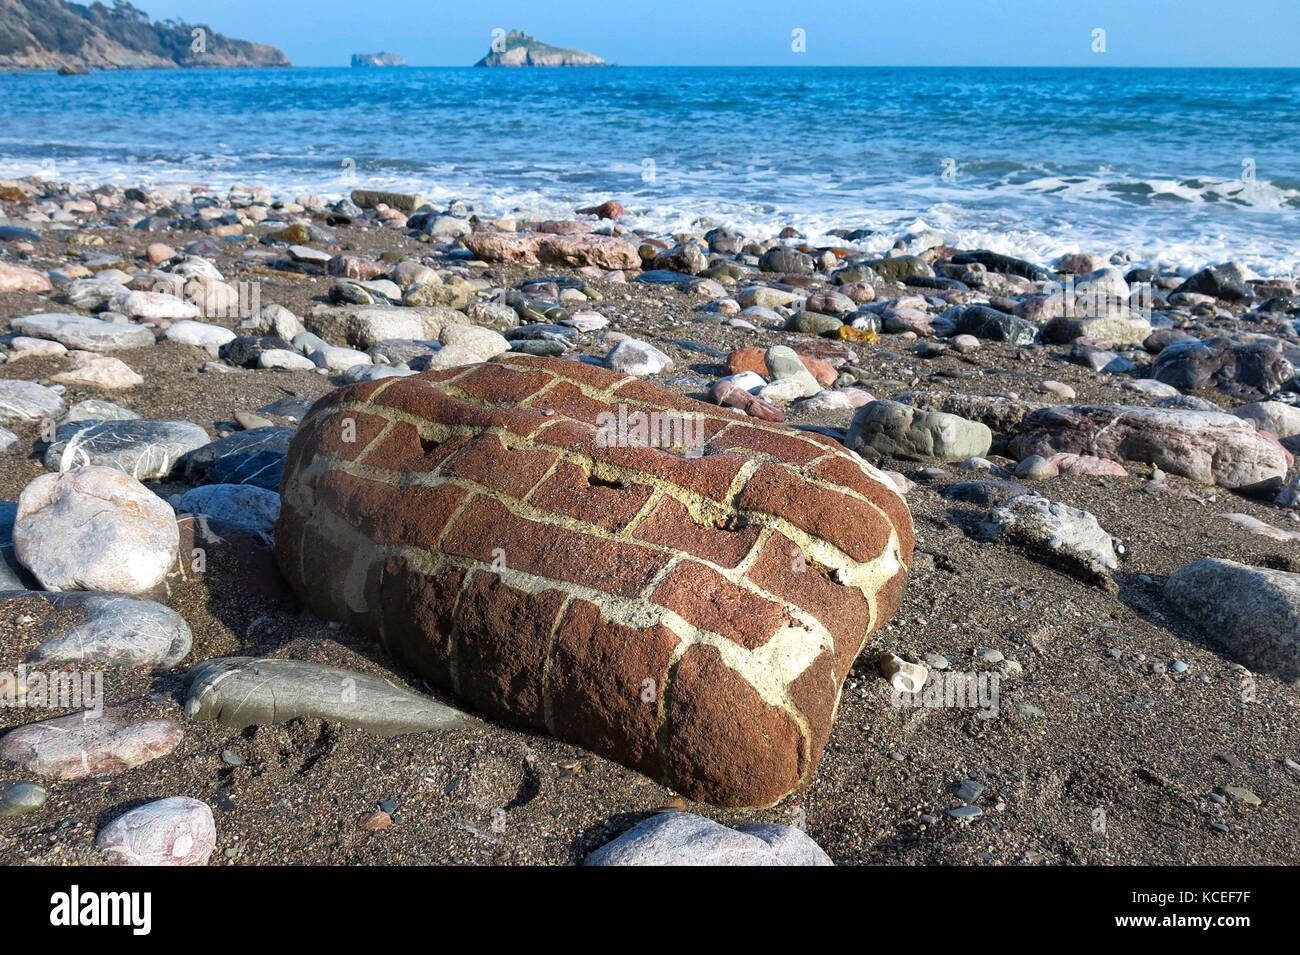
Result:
[219, 336, 294, 368]
[956, 306, 1038, 345]
[1152, 337, 1294, 399]
[1174, 264, 1255, 302]
[179, 427, 293, 489]
[906, 275, 968, 291]
[950, 250, 1055, 282]
[759, 248, 814, 275]
[943, 480, 1031, 508]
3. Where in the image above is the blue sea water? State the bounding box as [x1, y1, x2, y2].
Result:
[2, 66, 1298, 275]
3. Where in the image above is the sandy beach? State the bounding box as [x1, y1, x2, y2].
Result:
[0, 176, 1297, 865]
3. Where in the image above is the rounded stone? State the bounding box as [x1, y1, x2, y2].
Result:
[14, 466, 180, 594]
[274, 355, 914, 807]
[96, 797, 216, 866]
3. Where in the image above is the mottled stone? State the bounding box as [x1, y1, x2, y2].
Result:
[96, 797, 216, 866]
[14, 466, 179, 595]
[1009, 405, 1289, 491]
[848, 400, 992, 462]
[0, 709, 183, 780]
[0, 380, 65, 424]
[274, 355, 914, 806]
[979, 494, 1119, 582]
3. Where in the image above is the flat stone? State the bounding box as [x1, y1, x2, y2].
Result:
[44, 419, 210, 479]
[162, 320, 237, 348]
[14, 466, 179, 595]
[51, 353, 143, 390]
[1164, 559, 1300, 683]
[96, 796, 216, 866]
[11, 313, 154, 351]
[6, 336, 68, 359]
[0, 379, 65, 424]
[0, 709, 183, 780]
[184, 657, 484, 736]
[7, 591, 191, 667]
[110, 289, 202, 321]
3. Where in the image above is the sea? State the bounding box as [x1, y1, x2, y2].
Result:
[2, 65, 1298, 276]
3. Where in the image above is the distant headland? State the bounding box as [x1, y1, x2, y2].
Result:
[0, 0, 290, 71]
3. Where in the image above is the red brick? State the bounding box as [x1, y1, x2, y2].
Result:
[441, 433, 559, 499]
[651, 561, 791, 650]
[738, 463, 891, 563]
[661, 643, 805, 807]
[452, 571, 568, 724]
[548, 599, 679, 775]
[442, 496, 670, 597]
[528, 460, 655, 532]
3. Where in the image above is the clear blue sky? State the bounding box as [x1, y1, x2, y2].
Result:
[140, 0, 1300, 67]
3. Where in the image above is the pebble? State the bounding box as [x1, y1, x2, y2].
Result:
[62, 398, 140, 423]
[162, 320, 237, 348]
[1221, 786, 1261, 806]
[96, 797, 216, 866]
[955, 780, 986, 803]
[44, 418, 209, 479]
[603, 338, 674, 375]
[584, 811, 831, 866]
[12, 591, 192, 667]
[0, 710, 183, 780]
[14, 466, 179, 594]
[0, 780, 46, 818]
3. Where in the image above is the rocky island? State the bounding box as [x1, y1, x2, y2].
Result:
[0, 0, 290, 71]
[351, 51, 406, 67]
[474, 29, 605, 67]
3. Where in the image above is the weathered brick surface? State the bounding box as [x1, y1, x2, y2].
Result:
[276, 355, 913, 806]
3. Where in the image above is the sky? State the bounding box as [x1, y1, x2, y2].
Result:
[136, 0, 1300, 68]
